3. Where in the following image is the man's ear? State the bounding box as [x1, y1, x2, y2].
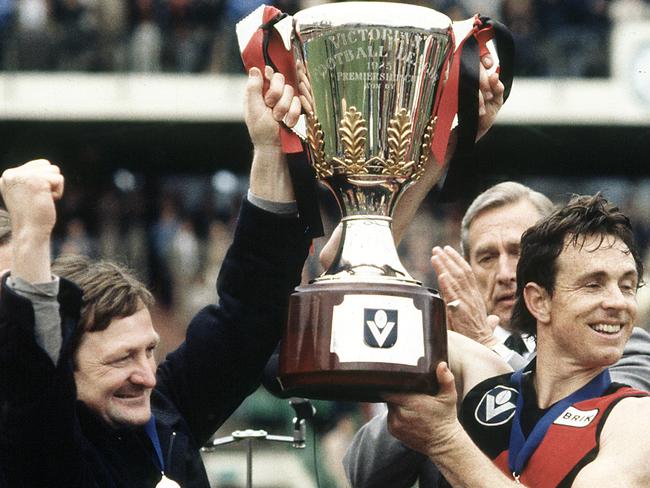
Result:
[523, 282, 551, 325]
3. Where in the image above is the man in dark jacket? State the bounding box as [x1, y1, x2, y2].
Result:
[0, 65, 309, 488]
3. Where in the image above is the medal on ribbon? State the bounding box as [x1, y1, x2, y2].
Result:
[156, 474, 181, 488]
[145, 416, 181, 488]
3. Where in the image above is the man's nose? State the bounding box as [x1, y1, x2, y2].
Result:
[130, 356, 157, 388]
[602, 285, 631, 312]
[496, 254, 517, 284]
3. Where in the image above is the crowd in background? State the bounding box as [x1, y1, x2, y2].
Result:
[0, 0, 649, 77]
[3, 0, 650, 486]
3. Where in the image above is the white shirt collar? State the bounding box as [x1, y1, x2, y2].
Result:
[493, 324, 536, 357]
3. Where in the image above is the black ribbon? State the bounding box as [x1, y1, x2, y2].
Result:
[287, 148, 324, 239]
[438, 17, 515, 202]
[260, 12, 289, 72]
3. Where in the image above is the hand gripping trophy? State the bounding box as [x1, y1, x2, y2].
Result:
[239, 2, 512, 401]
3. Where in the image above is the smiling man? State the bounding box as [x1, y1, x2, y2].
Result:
[53, 256, 160, 429]
[384, 194, 650, 487]
[0, 65, 310, 488]
[344, 186, 650, 488]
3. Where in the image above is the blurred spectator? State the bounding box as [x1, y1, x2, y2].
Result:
[501, 0, 546, 76]
[171, 217, 234, 325]
[0, 0, 14, 68]
[150, 197, 181, 307]
[204, 219, 231, 286]
[319, 404, 363, 488]
[97, 187, 150, 283]
[161, 0, 223, 72]
[536, 0, 612, 77]
[128, 0, 163, 71]
[5, 0, 55, 70]
[208, 0, 300, 73]
[209, 0, 261, 73]
[97, 189, 124, 262]
[95, 0, 128, 70]
[59, 217, 96, 257]
[51, 0, 100, 70]
[170, 217, 201, 311]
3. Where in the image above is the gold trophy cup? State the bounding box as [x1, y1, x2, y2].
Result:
[278, 2, 455, 401]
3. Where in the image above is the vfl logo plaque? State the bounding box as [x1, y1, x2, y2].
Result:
[330, 295, 424, 365]
[475, 386, 518, 426]
[364, 309, 397, 348]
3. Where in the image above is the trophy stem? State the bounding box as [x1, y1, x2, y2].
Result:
[318, 216, 418, 284]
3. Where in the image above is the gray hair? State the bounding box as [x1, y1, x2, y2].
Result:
[460, 182, 555, 259]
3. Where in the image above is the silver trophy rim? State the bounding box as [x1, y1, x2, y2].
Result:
[293, 1, 452, 31]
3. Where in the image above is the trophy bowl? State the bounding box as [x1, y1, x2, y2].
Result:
[278, 2, 454, 402]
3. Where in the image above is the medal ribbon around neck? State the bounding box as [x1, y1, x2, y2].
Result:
[507, 365, 611, 478]
[144, 416, 181, 488]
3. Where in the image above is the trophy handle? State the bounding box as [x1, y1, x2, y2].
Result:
[431, 15, 514, 165]
[453, 14, 514, 100]
[435, 15, 515, 201]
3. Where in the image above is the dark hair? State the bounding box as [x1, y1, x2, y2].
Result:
[511, 193, 643, 337]
[52, 255, 154, 349]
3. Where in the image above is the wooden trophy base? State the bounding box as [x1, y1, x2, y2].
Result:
[278, 281, 447, 402]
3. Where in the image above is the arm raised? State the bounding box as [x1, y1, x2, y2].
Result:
[0, 159, 63, 284]
[246, 66, 301, 204]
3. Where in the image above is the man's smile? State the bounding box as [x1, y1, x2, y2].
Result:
[589, 323, 624, 335]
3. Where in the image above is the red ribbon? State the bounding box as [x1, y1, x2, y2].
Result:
[240, 6, 303, 154]
[431, 15, 497, 164]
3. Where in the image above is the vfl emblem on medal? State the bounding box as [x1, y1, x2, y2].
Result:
[364, 309, 397, 348]
[475, 386, 518, 426]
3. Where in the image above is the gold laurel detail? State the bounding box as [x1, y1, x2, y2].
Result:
[384, 108, 415, 176]
[413, 116, 437, 181]
[337, 107, 368, 174]
[306, 113, 332, 178]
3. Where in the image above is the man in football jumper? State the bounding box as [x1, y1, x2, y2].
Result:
[384, 193, 650, 487]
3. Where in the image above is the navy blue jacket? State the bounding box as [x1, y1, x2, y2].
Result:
[0, 200, 310, 487]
